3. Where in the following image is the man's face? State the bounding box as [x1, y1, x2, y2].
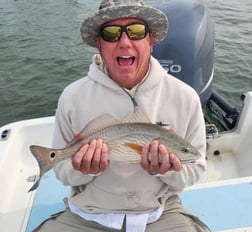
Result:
[96, 18, 153, 89]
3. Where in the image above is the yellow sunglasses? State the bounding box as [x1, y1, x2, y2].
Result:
[100, 23, 150, 42]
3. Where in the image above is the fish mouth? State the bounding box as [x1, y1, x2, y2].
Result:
[117, 56, 135, 66]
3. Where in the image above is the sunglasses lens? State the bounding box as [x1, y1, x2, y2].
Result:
[101, 24, 148, 42]
[102, 26, 122, 42]
[127, 24, 146, 40]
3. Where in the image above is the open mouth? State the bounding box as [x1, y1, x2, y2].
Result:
[117, 56, 135, 66]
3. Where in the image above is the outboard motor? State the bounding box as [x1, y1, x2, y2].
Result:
[153, 0, 215, 105]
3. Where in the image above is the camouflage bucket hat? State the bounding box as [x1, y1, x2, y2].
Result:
[80, 0, 168, 47]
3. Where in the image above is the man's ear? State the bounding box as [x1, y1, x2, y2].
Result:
[147, 34, 154, 53]
[95, 37, 101, 51]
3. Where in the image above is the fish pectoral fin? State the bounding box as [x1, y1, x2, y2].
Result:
[127, 160, 140, 164]
[124, 143, 143, 155]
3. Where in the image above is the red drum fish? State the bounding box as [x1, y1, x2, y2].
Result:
[29, 107, 200, 192]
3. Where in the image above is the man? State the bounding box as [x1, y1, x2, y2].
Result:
[34, 0, 210, 231]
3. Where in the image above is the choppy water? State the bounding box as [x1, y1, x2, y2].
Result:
[0, 0, 251, 126]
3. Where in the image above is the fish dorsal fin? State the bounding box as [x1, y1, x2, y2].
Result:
[66, 114, 120, 147]
[79, 114, 120, 138]
[67, 108, 150, 147]
[122, 106, 151, 123]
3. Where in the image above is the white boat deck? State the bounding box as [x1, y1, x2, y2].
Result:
[22, 170, 252, 232]
[1, 92, 252, 232]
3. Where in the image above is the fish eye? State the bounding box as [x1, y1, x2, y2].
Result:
[181, 147, 190, 153]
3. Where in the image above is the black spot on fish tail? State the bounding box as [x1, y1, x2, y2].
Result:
[29, 145, 56, 191]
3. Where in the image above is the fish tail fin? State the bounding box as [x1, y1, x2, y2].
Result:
[28, 145, 56, 192]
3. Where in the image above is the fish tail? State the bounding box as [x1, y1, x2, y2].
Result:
[28, 145, 56, 192]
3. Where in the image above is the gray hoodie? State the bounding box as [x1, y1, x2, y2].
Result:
[52, 55, 206, 213]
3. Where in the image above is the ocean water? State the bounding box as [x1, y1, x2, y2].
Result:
[0, 0, 251, 126]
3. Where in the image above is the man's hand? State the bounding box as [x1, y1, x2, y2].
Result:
[72, 138, 109, 175]
[140, 140, 182, 175]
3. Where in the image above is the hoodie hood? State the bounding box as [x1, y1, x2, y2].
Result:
[87, 54, 167, 95]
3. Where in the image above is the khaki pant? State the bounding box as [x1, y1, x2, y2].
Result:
[33, 196, 211, 232]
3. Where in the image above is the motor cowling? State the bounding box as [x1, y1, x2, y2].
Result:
[153, 0, 215, 105]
